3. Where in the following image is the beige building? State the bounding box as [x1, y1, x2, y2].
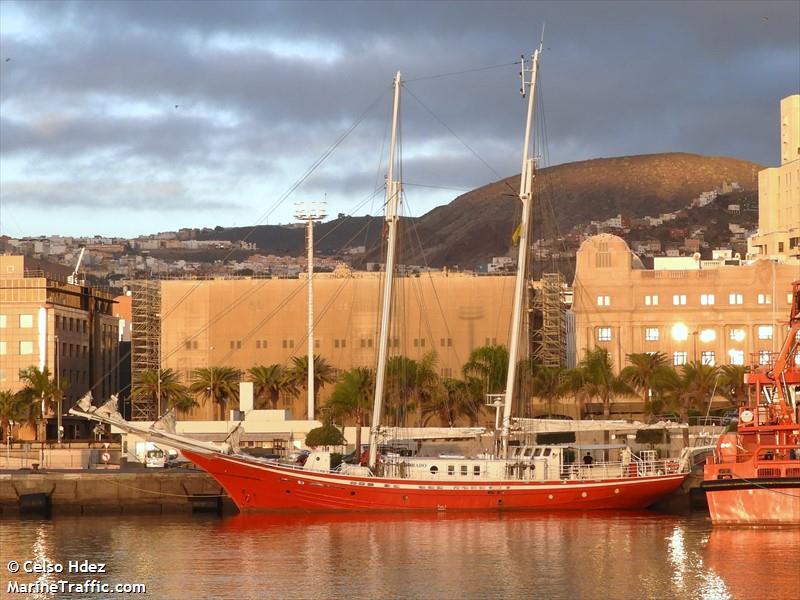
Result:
[159, 272, 514, 419]
[0, 255, 121, 438]
[749, 94, 800, 262]
[573, 234, 799, 372]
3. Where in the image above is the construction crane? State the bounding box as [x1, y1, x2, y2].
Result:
[68, 247, 86, 285]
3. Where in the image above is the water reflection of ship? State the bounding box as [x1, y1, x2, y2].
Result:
[704, 528, 800, 598]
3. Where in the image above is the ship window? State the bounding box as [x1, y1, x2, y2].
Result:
[523, 448, 534, 457]
[461, 465, 468, 476]
[447, 465, 455, 476]
[543, 448, 552, 457]
[473, 466, 480, 476]
[429, 466, 438, 475]
[534, 448, 543, 457]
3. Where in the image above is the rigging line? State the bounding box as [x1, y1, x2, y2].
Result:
[402, 85, 520, 199]
[401, 191, 464, 369]
[150, 86, 390, 331]
[404, 60, 520, 83]
[403, 182, 472, 193]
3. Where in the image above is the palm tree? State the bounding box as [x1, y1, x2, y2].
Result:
[422, 377, 482, 427]
[620, 352, 672, 414]
[327, 367, 375, 454]
[190, 367, 241, 420]
[385, 352, 441, 427]
[528, 365, 566, 417]
[0, 390, 27, 441]
[569, 348, 635, 418]
[248, 364, 298, 409]
[462, 345, 509, 397]
[666, 361, 720, 422]
[288, 355, 337, 419]
[17, 366, 67, 440]
[716, 364, 748, 406]
[131, 368, 195, 415]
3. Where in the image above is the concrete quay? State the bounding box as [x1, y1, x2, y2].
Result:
[0, 468, 235, 517]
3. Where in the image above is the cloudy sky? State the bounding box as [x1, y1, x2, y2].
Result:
[1, 1, 797, 238]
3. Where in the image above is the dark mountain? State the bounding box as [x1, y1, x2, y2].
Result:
[199, 152, 761, 268]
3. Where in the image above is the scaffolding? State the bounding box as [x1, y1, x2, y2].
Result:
[531, 272, 567, 368]
[130, 280, 161, 421]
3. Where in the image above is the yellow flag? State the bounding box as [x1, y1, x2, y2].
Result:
[511, 222, 522, 246]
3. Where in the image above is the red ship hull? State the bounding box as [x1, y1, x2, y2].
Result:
[182, 450, 687, 512]
[704, 484, 800, 525]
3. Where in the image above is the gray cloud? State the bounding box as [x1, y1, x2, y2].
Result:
[0, 0, 797, 236]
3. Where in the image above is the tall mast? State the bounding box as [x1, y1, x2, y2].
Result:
[295, 201, 327, 420]
[501, 41, 543, 458]
[368, 72, 402, 469]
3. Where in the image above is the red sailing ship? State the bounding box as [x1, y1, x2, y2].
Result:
[702, 281, 800, 525]
[72, 42, 689, 513]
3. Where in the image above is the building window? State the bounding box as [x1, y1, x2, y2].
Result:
[728, 349, 745, 365]
[391, 337, 399, 348]
[757, 326, 773, 340]
[315, 339, 320, 348]
[361, 339, 373, 349]
[644, 295, 659, 306]
[441, 368, 453, 377]
[673, 294, 687, 306]
[597, 327, 612, 342]
[701, 351, 715, 366]
[728, 293, 743, 305]
[0, 341, 6, 355]
[19, 314, 34, 328]
[758, 350, 772, 365]
[790, 293, 795, 305]
[700, 294, 715, 305]
[729, 328, 745, 342]
[256, 340, 261, 349]
[757, 293, 772, 305]
[596, 295, 611, 307]
[185, 341, 192, 350]
[440, 337, 453, 347]
[20, 341, 34, 355]
[485, 337, 497, 346]
[645, 328, 659, 341]
[673, 352, 687, 366]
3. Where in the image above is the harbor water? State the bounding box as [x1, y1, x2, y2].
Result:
[2, 511, 798, 599]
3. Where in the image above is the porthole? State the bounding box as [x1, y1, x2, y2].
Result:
[430, 465, 439, 475]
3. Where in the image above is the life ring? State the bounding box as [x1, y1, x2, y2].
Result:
[740, 410, 753, 423]
[101, 452, 111, 463]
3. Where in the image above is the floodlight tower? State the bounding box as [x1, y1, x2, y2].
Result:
[295, 201, 327, 421]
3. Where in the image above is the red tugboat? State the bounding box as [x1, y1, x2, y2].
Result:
[702, 281, 800, 525]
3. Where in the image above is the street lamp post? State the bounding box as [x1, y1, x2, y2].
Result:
[55, 334, 62, 445]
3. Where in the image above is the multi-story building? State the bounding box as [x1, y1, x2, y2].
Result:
[0, 255, 120, 438]
[572, 234, 798, 372]
[157, 272, 515, 420]
[748, 94, 800, 262]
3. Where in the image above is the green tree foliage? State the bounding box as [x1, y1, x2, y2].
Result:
[17, 366, 68, 440]
[305, 424, 346, 448]
[716, 364, 748, 405]
[528, 365, 566, 417]
[620, 352, 674, 415]
[190, 366, 241, 420]
[132, 368, 195, 414]
[248, 364, 298, 409]
[462, 345, 509, 397]
[664, 361, 720, 422]
[422, 377, 483, 427]
[0, 390, 28, 439]
[327, 367, 375, 452]
[565, 348, 635, 418]
[288, 355, 337, 418]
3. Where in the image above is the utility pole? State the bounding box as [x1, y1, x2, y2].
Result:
[295, 201, 327, 421]
[56, 334, 62, 444]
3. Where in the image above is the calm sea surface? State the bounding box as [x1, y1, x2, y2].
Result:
[1, 511, 798, 600]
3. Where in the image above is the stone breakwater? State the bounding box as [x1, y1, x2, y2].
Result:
[0, 469, 236, 517]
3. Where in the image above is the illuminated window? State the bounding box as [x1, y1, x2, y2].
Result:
[19, 314, 33, 328]
[597, 327, 612, 342]
[757, 293, 772, 305]
[701, 351, 715, 366]
[0, 315, 6, 328]
[700, 294, 715, 305]
[728, 293, 743, 305]
[728, 349, 745, 365]
[645, 328, 659, 341]
[673, 294, 687, 306]
[757, 326, 773, 340]
[673, 352, 688, 366]
[789, 293, 795, 304]
[0, 341, 6, 355]
[20, 341, 34, 355]
[596, 295, 611, 306]
[699, 329, 716, 343]
[644, 295, 659, 306]
[729, 328, 745, 342]
[758, 351, 772, 365]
